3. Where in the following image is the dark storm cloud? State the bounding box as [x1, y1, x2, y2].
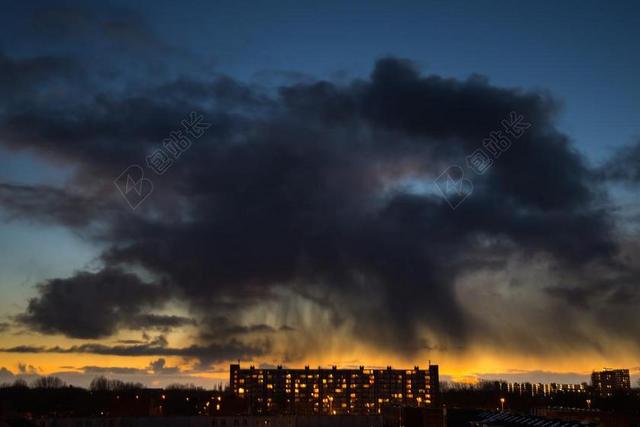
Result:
[600, 139, 640, 184]
[82, 366, 145, 375]
[0, 52, 79, 104]
[0, 183, 106, 227]
[16, 268, 179, 339]
[544, 267, 640, 311]
[128, 314, 196, 331]
[148, 358, 180, 375]
[0, 340, 269, 365]
[542, 248, 640, 339]
[0, 36, 630, 361]
[80, 359, 180, 375]
[198, 317, 300, 344]
[29, 5, 202, 70]
[200, 317, 277, 341]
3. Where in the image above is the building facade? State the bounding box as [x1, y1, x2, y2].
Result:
[230, 364, 439, 415]
[591, 368, 631, 397]
[494, 381, 589, 397]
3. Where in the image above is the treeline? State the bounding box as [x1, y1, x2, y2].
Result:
[0, 378, 234, 418]
[0, 375, 212, 391]
[1, 376, 67, 389]
[88, 376, 144, 391]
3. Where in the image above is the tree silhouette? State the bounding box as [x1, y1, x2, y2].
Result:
[32, 376, 66, 389]
[90, 376, 143, 391]
[12, 378, 28, 388]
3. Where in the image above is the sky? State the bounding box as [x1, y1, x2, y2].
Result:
[0, 0, 639, 388]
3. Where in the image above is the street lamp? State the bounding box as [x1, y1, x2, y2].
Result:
[586, 399, 592, 410]
[499, 397, 505, 412]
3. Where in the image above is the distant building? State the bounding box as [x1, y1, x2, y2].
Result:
[591, 368, 631, 397]
[230, 364, 440, 415]
[494, 381, 588, 397]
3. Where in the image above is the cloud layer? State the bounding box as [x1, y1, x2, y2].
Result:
[0, 7, 638, 371]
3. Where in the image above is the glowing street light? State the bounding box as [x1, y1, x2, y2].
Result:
[499, 397, 505, 412]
